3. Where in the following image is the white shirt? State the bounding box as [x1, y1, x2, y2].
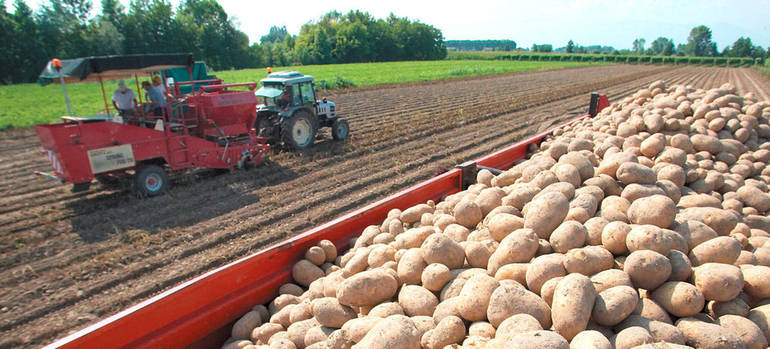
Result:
[112, 89, 136, 110]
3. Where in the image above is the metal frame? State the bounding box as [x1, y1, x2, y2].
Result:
[44, 94, 609, 349]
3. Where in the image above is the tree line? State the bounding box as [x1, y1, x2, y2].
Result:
[564, 26, 768, 61]
[0, 0, 447, 84]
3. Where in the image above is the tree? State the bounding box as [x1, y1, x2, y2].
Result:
[683, 25, 717, 56]
[727, 37, 753, 57]
[650, 37, 675, 56]
[566, 40, 575, 53]
[632, 38, 645, 54]
[261, 25, 289, 44]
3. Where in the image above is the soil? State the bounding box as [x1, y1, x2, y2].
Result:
[0, 65, 767, 348]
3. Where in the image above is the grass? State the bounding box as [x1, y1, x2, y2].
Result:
[0, 60, 605, 129]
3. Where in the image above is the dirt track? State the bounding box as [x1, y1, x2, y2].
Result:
[0, 65, 768, 347]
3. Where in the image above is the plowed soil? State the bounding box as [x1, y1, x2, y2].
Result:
[0, 66, 767, 347]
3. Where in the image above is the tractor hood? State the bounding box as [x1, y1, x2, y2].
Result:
[255, 86, 283, 98]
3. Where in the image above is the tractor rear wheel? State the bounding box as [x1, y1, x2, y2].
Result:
[331, 118, 350, 140]
[135, 165, 169, 197]
[281, 110, 317, 149]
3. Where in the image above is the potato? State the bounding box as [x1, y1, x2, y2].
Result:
[673, 220, 718, 251]
[310, 297, 356, 328]
[600, 195, 631, 222]
[617, 162, 657, 185]
[352, 315, 421, 349]
[468, 321, 495, 338]
[717, 314, 768, 349]
[398, 285, 438, 317]
[678, 207, 739, 236]
[464, 240, 496, 269]
[487, 213, 524, 242]
[502, 184, 540, 210]
[279, 283, 304, 297]
[592, 285, 638, 326]
[494, 263, 528, 285]
[421, 233, 465, 269]
[741, 266, 770, 300]
[748, 304, 770, 343]
[495, 313, 543, 341]
[737, 185, 770, 212]
[692, 263, 744, 302]
[290, 302, 313, 323]
[601, 221, 631, 255]
[526, 253, 567, 295]
[400, 203, 433, 224]
[424, 315, 465, 349]
[675, 317, 744, 349]
[505, 330, 568, 349]
[397, 248, 427, 285]
[454, 200, 483, 229]
[457, 274, 499, 321]
[487, 282, 552, 329]
[421, 263, 451, 292]
[667, 250, 693, 282]
[443, 224, 470, 242]
[524, 191, 569, 239]
[625, 225, 675, 255]
[304, 326, 334, 347]
[254, 323, 284, 344]
[623, 250, 672, 290]
[708, 297, 751, 318]
[552, 273, 597, 340]
[305, 246, 327, 266]
[293, 260, 325, 288]
[615, 315, 685, 344]
[563, 246, 614, 276]
[589, 269, 633, 294]
[627, 195, 676, 228]
[287, 318, 320, 349]
[337, 269, 398, 307]
[367, 244, 396, 268]
[487, 228, 539, 275]
[688, 236, 742, 266]
[549, 221, 587, 253]
[610, 326, 653, 349]
[584, 217, 609, 246]
[651, 281, 705, 317]
[232, 310, 263, 340]
[632, 298, 672, 324]
[569, 330, 611, 349]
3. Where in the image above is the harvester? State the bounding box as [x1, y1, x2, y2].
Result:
[255, 71, 349, 149]
[34, 53, 269, 196]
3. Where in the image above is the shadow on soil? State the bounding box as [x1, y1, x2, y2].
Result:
[65, 158, 299, 243]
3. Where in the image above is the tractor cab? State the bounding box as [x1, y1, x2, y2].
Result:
[255, 71, 348, 149]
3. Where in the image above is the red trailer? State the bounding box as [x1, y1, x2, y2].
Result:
[43, 94, 609, 348]
[34, 54, 269, 196]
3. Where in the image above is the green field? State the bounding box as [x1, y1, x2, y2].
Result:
[0, 60, 604, 129]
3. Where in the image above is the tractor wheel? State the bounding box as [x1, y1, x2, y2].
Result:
[331, 118, 350, 140]
[135, 165, 169, 197]
[281, 110, 317, 149]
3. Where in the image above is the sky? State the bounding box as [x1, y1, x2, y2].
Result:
[17, 0, 770, 50]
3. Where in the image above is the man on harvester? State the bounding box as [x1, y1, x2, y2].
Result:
[112, 80, 138, 118]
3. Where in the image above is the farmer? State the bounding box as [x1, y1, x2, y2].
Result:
[142, 81, 166, 116]
[278, 85, 293, 108]
[151, 75, 167, 96]
[112, 80, 137, 118]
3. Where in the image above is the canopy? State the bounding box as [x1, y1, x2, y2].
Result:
[38, 54, 194, 85]
[255, 86, 284, 98]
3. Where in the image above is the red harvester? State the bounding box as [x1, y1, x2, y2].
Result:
[34, 54, 269, 196]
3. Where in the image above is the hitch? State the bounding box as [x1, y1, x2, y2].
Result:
[455, 161, 503, 190]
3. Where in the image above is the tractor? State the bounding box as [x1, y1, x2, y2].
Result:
[254, 71, 349, 149]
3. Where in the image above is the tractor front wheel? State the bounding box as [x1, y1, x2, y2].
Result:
[135, 165, 169, 197]
[281, 110, 317, 149]
[331, 118, 350, 140]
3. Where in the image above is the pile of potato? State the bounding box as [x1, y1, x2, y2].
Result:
[224, 81, 770, 349]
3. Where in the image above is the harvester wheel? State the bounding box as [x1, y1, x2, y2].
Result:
[331, 118, 350, 140]
[281, 110, 317, 149]
[135, 165, 168, 197]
